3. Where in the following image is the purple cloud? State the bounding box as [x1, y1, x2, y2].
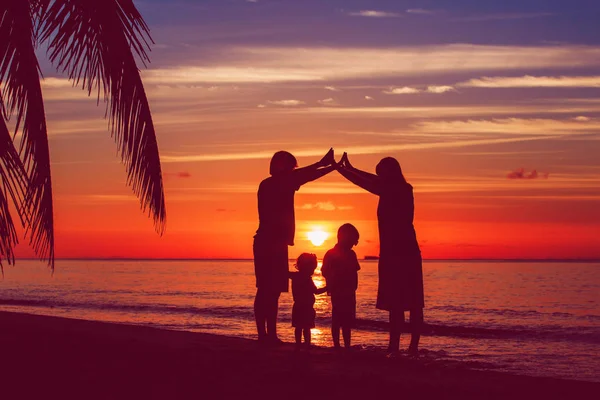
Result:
[507, 168, 549, 179]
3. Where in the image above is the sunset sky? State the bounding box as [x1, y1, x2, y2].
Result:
[22, 0, 600, 260]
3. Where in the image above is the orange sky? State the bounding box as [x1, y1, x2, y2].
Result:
[12, 0, 600, 260]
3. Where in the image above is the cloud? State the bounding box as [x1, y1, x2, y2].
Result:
[41, 77, 74, 88]
[574, 116, 591, 122]
[161, 135, 554, 163]
[383, 85, 455, 94]
[406, 9, 437, 15]
[298, 202, 353, 211]
[324, 86, 341, 92]
[288, 103, 600, 118]
[298, 201, 340, 211]
[459, 75, 600, 88]
[317, 98, 338, 106]
[454, 12, 554, 22]
[426, 85, 455, 93]
[347, 10, 402, 18]
[365, 96, 374, 101]
[140, 45, 600, 85]
[143, 66, 322, 84]
[383, 87, 421, 94]
[257, 104, 266, 108]
[414, 118, 600, 135]
[507, 168, 549, 180]
[163, 171, 192, 179]
[267, 99, 305, 106]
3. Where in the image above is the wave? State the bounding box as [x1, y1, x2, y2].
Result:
[354, 318, 599, 343]
[428, 305, 600, 321]
[1, 298, 599, 345]
[0, 298, 251, 318]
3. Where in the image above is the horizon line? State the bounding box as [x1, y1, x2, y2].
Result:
[14, 257, 600, 263]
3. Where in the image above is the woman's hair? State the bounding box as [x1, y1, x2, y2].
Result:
[295, 253, 318, 274]
[337, 223, 360, 246]
[376, 157, 407, 183]
[269, 151, 297, 176]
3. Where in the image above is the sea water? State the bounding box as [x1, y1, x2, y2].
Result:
[0, 260, 598, 382]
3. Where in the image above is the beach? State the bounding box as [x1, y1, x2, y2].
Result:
[1, 311, 597, 400]
[2, 260, 599, 382]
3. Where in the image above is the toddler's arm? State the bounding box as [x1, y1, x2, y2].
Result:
[315, 286, 328, 295]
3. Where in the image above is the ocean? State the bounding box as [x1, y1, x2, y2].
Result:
[0, 260, 598, 382]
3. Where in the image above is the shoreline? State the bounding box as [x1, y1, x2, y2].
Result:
[1, 311, 597, 399]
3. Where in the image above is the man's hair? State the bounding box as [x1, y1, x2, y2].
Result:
[269, 151, 297, 175]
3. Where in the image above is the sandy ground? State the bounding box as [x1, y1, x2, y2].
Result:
[0, 311, 597, 399]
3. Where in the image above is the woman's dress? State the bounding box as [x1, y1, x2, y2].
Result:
[375, 182, 424, 312]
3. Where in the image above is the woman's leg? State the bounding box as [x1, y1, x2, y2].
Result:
[408, 308, 424, 353]
[295, 328, 302, 344]
[303, 328, 311, 345]
[388, 309, 404, 353]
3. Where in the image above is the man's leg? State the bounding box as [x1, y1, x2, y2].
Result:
[332, 322, 341, 348]
[342, 326, 351, 348]
[265, 290, 281, 341]
[254, 289, 267, 340]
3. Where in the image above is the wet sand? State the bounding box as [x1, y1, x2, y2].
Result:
[0, 311, 597, 399]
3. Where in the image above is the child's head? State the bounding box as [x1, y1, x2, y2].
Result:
[295, 253, 318, 275]
[337, 223, 359, 248]
[269, 151, 297, 176]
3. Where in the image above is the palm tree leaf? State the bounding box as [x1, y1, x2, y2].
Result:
[0, 101, 30, 273]
[0, 0, 55, 268]
[40, 0, 166, 233]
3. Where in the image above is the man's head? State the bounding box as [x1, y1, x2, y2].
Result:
[269, 151, 297, 176]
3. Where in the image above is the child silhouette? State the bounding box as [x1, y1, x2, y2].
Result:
[321, 224, 361, 348]
[289, 253, 327, 346]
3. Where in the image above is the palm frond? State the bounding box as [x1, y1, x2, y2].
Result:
[40, 0, 166, 233]
[0, 100, 30, 273]
[0, 0, 55, 269]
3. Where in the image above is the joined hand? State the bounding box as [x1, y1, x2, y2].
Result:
[320, 148, 335, 167]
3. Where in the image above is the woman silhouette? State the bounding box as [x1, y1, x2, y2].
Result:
[337, 154, 424, 354]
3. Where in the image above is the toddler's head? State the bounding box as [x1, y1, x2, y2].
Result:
[295, 253, 318, 275]
[337, 223, 359, 249]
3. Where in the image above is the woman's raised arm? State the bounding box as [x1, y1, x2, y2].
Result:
[336, 153, 381, 195]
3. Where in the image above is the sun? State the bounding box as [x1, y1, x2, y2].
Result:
[307, 228, 329, 247]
